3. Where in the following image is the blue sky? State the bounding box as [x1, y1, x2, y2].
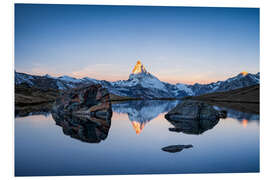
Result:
[15, 4, 259, 84]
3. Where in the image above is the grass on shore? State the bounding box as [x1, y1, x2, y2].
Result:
[182, 84, 259, 114]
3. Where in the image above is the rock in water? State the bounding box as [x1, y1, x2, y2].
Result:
[52, 84, 112, 117]
[51, 84, 112, 143]
[162, 145, 193, 153]
[165, 100, 220, 120]
[165, 100, 220, 135]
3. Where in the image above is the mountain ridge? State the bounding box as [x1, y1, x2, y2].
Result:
[15, 61, 260, 99]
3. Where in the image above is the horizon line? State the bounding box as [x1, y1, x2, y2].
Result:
[14, 70, 260, 85]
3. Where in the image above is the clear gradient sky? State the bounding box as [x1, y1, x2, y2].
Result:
[15, 4, 259, 84]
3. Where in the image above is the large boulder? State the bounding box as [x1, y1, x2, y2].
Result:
[51, 84, 112, 143]
[52, 84, 111, 118]
[165, 100, 221, 120]
[165, 100, 223, 135]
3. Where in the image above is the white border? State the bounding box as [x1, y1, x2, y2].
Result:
[1, 0, 270, 180]
[13, 0, 260, 8]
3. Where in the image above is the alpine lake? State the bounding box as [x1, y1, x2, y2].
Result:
[15, 100, 259, 176]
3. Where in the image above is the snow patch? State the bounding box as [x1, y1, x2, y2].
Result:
[176, 83, 194, 96]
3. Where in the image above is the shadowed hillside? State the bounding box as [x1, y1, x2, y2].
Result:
[183, 85, 259, 114]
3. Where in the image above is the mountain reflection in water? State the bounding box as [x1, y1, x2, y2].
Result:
[213, 106, 259, 122]
[112, 100, 259, 135]
[15, 100, 260, 175]
[21, 100, 259, 143]
[112, 100, 180, 134]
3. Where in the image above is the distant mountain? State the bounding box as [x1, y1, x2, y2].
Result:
[101, 60, 191, 98]
[187, 72, 260, 96]
[15, 61, 260, 99]
[15, 72, 97, 90]
[186, 84, 259, 115]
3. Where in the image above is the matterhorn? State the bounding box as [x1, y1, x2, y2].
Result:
[131, 60, 147, 74]
[103, 60, 192, 99]
[15, 60, 260, 99]
[128, 60, 166, 90]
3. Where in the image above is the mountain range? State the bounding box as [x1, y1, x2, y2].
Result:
[15, 60, 260, 99]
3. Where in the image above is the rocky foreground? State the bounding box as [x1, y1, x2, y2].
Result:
[165, 100, 226, 135]
[15, 83, 137, 116]
[15, 82, 259, 145]
[52, 84, 112, 117]
[52, 84, 113, 143]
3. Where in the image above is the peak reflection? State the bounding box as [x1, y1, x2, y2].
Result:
[112, 100, 179, 134]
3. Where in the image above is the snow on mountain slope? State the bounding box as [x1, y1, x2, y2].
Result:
[113, 100, 179, 122]
[15, 61, 260, 98]
[175, 83, 194, 96]
[122, 73, 167, 91]
[210, 72, 259, 93]
[98, 61, 172, 98]
[187, 72, 260, 96]
[58, 76, 83, 83]
[112, 61, 167, 91]
[15, 72, 95, 90]
[15, 72, 34, 86]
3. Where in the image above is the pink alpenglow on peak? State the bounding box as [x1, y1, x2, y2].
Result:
[132, 60, 147, 74]
[240, 71, 249, 76]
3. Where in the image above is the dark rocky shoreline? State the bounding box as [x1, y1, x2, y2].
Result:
[183, 84, 259, 114]
[15, 82, 259, 118]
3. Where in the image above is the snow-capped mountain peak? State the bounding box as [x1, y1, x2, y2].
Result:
[131, 60, 147, 74]
[124, 61, 168, 94]
[240, 71, 249, 76]
[15, 66, 260, 99]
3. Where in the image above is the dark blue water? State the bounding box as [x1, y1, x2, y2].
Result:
[15, 100, 259, 176]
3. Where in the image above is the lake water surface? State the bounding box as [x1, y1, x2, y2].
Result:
[15, 100, 259, 176]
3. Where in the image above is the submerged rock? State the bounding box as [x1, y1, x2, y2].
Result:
[162, 144, 193, 153]
[165, 100, 221, 135]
